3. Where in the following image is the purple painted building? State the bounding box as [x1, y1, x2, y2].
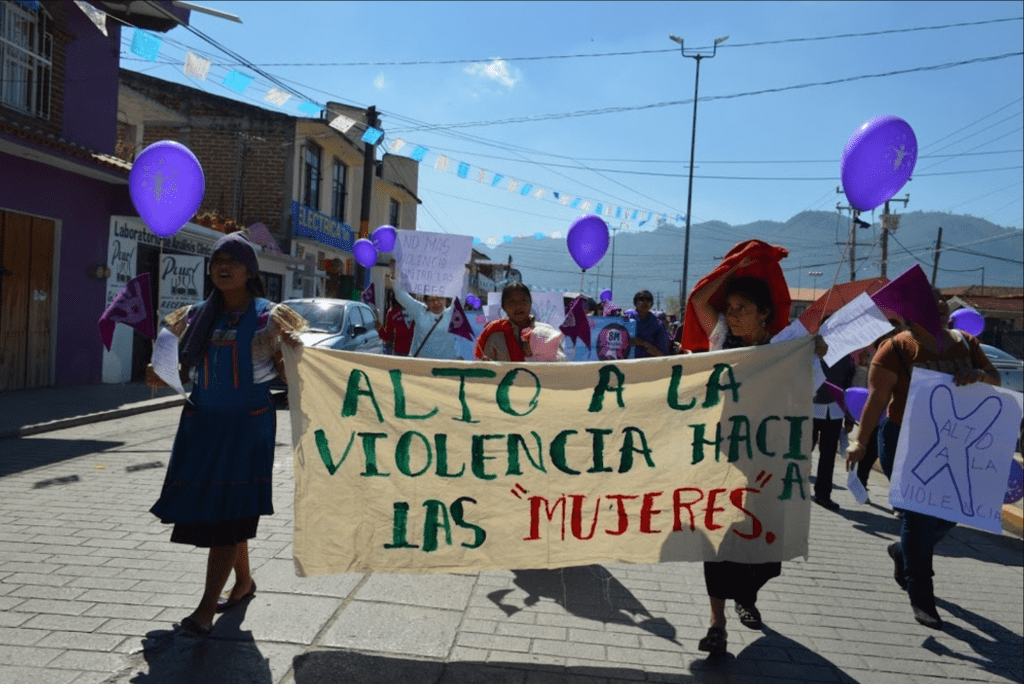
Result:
[0, 1, 186, 389]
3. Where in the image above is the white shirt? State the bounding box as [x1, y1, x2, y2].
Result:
[393, 288, 457, 359]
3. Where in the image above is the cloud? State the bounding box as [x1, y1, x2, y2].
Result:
[465, 58, 520, 88]
[373, 73, 387, 90]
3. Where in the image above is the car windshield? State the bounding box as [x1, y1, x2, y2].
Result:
[286, 301, 344, 334]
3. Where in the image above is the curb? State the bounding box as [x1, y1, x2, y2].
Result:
[2, 396, 185, 439]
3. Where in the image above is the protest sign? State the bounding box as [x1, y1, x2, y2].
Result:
[393, 230, 473, 298]
[890, 368, 1024, 532]
[530, 291, 566, 328]
[564, 316, 637, 361]
[818, 292, 892, 367]
[285, 336, 816, 576]
[152, 327, 188, 399]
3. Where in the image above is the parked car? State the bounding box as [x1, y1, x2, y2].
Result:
[283, 298, 384, 354]
[270, 298, 383, 396]
[981, 344, 1023, 394]
[981, 344, 1023, 454]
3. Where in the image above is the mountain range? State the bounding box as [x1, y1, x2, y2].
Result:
[474, 211, 1023, 312]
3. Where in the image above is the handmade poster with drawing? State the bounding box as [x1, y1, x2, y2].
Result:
[890, 368, 1024, 533]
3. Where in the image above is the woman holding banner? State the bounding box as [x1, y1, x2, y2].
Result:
[146, 232, 306, 636]
[474, 283, 566, 362]
[845, 289, 998, 630]
[687, 265, 786, 655]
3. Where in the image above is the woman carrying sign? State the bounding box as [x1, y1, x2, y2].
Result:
[146, 232, 306, 636]
[388, 274, 458, 360]
[474, 283, 566, 362]
[845, 288, 998, 630]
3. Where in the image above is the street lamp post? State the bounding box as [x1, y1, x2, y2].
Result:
[671, 34, 728, 318]
[808, 270, 823, 298]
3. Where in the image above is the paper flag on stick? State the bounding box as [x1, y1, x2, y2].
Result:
[297, 101, 322, 116]
[361, 127, 384, 144]
[870, 264, 943, 348]
[330, 115, 357, 133]
[98, 273, 155, 351]
[448, 298, 475, 341]
[264, 88, 291, 106]
[361, 282, 375, 306]
[559, 296, 591, 349]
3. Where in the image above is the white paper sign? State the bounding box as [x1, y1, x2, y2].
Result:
[819, 292, 893, 367]
[770, 318, 810, 345]
[530, 291, 565, 328]
[152, 327, 189, 399]
[890, 368, 1024, 532]
[847, 470, 869, 505]
[393, 230, 473, 298]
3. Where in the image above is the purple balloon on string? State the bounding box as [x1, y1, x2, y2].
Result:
[129, 141, 205, 238]
[567, 215, 609, 270]
[372, 225, 397, 252]
[845, 387, 869, 422]
[840, 115, 917, 212]
[949, 308, 984, 337]
[353, 239, 378, 269]
[600, 288, 613, 302]
[466, 294, 481, 308]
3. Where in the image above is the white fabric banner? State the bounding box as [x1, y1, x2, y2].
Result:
[285, 337, 816, 576]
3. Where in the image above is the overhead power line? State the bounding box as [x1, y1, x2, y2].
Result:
[209, 16, 1023, 67]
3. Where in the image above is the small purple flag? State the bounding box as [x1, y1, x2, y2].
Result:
[361, 282, 375, 306]
[448, 297, 475, 341]
[98, 272, 155, 351]
[870, 264, 943, 348]
[559, 296, 591, 349]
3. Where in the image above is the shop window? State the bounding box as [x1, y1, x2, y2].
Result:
[303, 143, 322, 209]
[332, 159, 347, 221]
[261, 272, 282, 303]
[389, 198, 400, 228]
[0, 2, 52, 119]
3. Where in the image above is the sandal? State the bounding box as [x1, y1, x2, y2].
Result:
[180, 616, 212, 636]
[735, 603, 762, 629]
[697, 626, 727, 655]
[216, 580, 257, 613]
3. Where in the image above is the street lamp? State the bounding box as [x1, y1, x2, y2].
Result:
[808, 270, 823, 298]
[671, 33, 728, 316]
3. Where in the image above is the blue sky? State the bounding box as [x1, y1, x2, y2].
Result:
[121, 1, 1023, 253]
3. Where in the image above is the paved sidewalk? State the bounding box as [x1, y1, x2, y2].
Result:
[0, 385, 1021, 683]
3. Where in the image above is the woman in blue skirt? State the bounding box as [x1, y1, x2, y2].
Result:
[147, 232, 306, 635]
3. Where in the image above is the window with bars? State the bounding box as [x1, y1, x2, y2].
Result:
[332, 159, 347, 221]
[303, 143, 322, 209]
[0, 2, 52, 119]
[389, 198, 400, 229]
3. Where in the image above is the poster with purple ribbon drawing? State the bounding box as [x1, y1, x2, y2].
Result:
[890, 368, 1024, 533]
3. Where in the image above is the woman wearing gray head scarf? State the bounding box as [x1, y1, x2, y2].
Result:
[146, 231, 306, 636]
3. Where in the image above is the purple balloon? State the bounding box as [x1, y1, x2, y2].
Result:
[840, 115, 917, 212]
[600, 288, 613, 302]
[567, 215, 609, 270]
[372, 225, 397, 252]
[129, 141, 205, 238]
[353, 238, 378, 269]
[949, 308, 984, 337]
[467, 295, 481, 308]
[845, 387, 869, 422]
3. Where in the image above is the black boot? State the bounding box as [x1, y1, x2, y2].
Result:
[887, 543, 907, 591]
[908, 578, 942, 630]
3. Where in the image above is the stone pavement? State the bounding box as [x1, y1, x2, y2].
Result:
[0, 385, 1021, 684]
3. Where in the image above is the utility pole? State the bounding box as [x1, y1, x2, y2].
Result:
[355, 105, 379, 292]
[879, 194, 910, 278]
[609, 224, 622, 301]
[931, 226, 943, 286]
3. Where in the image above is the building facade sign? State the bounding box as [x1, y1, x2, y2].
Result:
[291, 200, 354, 253]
